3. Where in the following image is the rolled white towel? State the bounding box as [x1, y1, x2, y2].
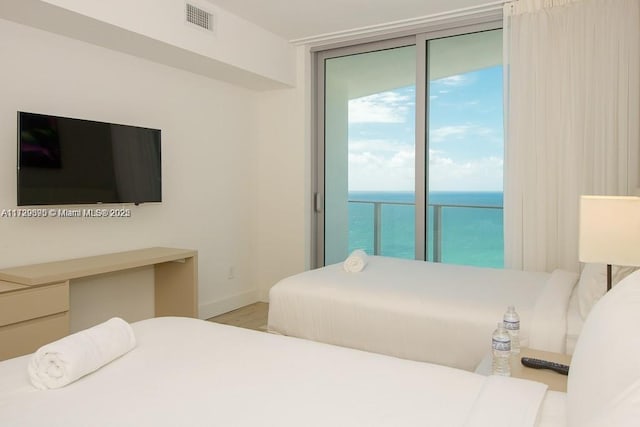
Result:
[343, 249, 368, 272]
[28, 317, 136, 390]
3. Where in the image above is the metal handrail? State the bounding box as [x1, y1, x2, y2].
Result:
[348, 199, 503, 261]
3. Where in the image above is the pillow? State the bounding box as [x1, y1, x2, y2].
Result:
[581, 383, 640, 427]
[576, 263, 638, 319]
[567, 270, 640, 427]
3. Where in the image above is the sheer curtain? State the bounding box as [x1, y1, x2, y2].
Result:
[503, 0, 640, 273]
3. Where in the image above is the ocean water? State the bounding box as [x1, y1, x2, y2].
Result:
[348, 191, 504, 268]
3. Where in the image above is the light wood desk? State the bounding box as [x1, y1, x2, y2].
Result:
[0, 247, 197, 360]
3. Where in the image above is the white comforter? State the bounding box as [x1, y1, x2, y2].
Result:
[0, 317, 552, 427]
[268, 256, 578, 370]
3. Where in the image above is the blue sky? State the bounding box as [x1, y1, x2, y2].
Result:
[348, 65, 504, 192]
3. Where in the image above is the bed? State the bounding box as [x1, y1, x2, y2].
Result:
[2, 270, 640, 426]
[0, 316, 555, 427]
[268, 256, 580, 370]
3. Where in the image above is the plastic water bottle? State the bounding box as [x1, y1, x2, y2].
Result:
[503, 305, 521, 354]
[491, 322, 511, 376]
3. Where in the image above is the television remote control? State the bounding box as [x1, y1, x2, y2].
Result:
[520, 357, 570, 375]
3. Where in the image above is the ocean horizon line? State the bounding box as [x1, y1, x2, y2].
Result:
[349, 190, 503, 193]
[348, 190, 504, 207]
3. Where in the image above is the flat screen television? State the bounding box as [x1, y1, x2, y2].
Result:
[18, 112, 161, 206]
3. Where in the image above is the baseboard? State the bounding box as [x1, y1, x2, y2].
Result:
[198, 289, 260, 320]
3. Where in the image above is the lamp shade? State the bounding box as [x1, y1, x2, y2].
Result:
[579, 196, 640, 267]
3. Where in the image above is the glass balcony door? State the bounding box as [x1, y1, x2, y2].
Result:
[426, 30, 504, 268]
[320, 42, 417, 266]
[315, 26, 504, 268]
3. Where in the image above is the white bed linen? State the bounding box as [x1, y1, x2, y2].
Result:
[536, 391, 567, 427]
[564, 288, 584, 355]
[268, 256, 578, 370]
[529, 270, 580, 353]
[0, 317, 556, 427]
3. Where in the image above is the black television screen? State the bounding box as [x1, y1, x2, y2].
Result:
[18, 112, 161, 206]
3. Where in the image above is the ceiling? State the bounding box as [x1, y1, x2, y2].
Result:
[207, 0, 498, 42]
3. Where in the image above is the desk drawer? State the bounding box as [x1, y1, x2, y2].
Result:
[0, 312, 69, 360]
[0, 282, 69, 327]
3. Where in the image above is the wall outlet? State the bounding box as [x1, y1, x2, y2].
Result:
[227, 267, 234, 280]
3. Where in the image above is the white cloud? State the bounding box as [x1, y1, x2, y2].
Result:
[429, 124, 497, 143]
[437, 75, 468, 86]
[348, 90, 414, 124]
[429, 125, 472, 143]
[388, 149, 415, 168]
[347, 141, 503, 192]
[428, 149, 454, 166]
[348, 151, 385, 167]
[349, 139, 409, 153]
[428, 150, 503, 191]
[348, 140, 415, 191]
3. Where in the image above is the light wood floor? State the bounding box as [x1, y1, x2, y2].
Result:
[207, 302, 269, 332]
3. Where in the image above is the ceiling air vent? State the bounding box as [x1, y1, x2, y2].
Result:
[186, 3, 213, 31]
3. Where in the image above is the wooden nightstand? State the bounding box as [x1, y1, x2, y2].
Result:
[475, 347, 572, 392]
[511, 347, 571, 392]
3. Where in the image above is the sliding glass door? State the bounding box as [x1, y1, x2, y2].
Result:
[321, 41, 417, 265]
[315, 27, 504, 268]
[426, 30, 504, 267]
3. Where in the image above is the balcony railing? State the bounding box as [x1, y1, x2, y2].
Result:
[348, 199, 503, 265]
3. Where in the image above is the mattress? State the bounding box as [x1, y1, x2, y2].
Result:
[0, 317, 557, 427]
[268, 256, 578, 370]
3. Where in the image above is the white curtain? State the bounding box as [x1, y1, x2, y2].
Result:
[503, 0, 640, 273]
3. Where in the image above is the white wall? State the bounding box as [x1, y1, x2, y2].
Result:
[0, 18, 261, 320]
[0, 0, 296, 90]
[254, 46, 312, 300]
[47, 0, 295, 84]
